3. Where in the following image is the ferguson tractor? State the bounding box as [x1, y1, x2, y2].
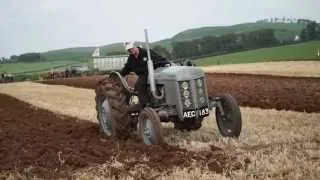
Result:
[95, 30, 242, 145]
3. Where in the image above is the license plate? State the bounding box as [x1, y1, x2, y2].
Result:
[183, 107, 209, 118]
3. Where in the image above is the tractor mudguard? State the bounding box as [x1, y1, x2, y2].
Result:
[109, 71, 133, 94]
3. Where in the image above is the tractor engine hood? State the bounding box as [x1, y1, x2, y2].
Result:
[154, 66, 205, 81]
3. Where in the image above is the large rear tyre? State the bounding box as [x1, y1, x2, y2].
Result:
[96, 96, 114, 136]
[95, 77, 131, 139]
[138, 108, 164, 145]
[215, 94, 242, 137]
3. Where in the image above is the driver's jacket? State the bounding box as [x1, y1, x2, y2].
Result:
[120, 47, 170, 77]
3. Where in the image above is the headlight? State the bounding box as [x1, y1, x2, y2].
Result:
[181, 82, 189, 90]
[184, 99, 191, 107]
[199, 97, 206, 104]
[129, 95, 139, 104]
[183, 90, 190, 98]
[198, 88, 204, 95]
[197, 79, 203, 87]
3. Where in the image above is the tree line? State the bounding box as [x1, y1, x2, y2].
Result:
[171, 29, 279, 58]
[300, 21, 320, 41]
[1, 53, 46, 63]
[154, 20, 320, 59]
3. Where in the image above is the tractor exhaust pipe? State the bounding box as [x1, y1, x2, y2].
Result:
[144, 29, 164, 99]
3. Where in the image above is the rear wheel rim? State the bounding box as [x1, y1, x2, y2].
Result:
[142, 118, 155, 145]
[218, 102, 234, 134]
[101, 99, 112, 136]
[223, 114, 233, 132]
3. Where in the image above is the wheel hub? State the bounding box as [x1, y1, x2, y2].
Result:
[142, 119, 154, 144]
[101, 100, 112, 136]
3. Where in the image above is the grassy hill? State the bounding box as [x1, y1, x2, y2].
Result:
[100, 43, 126, 56]
[38, 22, 305, 62]
[195, 41, 320, 66]
[41, 41, 172, 61]
[172, 22, 304, 42]
[152, 38, 173, 51]
[42, 47, 96, 62]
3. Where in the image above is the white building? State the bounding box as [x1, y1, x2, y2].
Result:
[91, 47, 128, 71]
[93, 55, 128, 71]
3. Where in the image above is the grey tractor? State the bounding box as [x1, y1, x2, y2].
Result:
[95, 30, 242, 145]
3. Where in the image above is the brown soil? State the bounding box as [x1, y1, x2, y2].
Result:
[39, 75, 107, 89]
[39, 73, 320, 113]
[0, 93, 245, 179]
[206, 73, 320, 113]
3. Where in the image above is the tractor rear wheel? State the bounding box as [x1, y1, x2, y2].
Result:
[95, 77, 131, 139]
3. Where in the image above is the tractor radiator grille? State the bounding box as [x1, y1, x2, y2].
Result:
[179, 77, 208, 110]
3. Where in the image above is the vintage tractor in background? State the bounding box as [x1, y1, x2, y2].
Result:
[0, 73, 14, 83]
[95, 30, 242, 145]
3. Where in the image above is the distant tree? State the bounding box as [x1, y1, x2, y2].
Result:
[10, 55, 19, 61]
[300, 28, 307, 41]
[172, 28, 279, 59]
[297, 19, 313, 24]
[306, 22, 317, 40]
[17, 53, 46, 62]
[200, 36, 219, 54]
[239, 29, 278, 49]
[152, 45, 172, 59]
[316, 24, 320, 40]
[300, 21, 318, 41]
[172, 41, 197, 58]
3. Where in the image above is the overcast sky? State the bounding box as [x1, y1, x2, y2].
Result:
[0, 0, 319, 57]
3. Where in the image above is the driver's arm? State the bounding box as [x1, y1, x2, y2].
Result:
[119, 57, 132, 76]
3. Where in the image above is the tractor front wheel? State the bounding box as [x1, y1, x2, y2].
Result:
[215, 94, 242, 137]
[138, 108, 164, 145]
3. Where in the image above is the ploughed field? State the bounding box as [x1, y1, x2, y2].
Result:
[1, 67, 319, 179]
[41, 73, 320, 113]
[0, 93, 244, 179]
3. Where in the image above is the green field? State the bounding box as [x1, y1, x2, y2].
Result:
[2, 41, 319, 75]
[0, 61, 83, 74]
[195, 41, 320, 66]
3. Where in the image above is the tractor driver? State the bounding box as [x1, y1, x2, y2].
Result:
[120, 42, 171, 112]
